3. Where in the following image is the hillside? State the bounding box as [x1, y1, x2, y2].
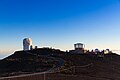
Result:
[0, 48, 120, 80]
[59, 53, 120, 80]
[0, 49, 61, 77]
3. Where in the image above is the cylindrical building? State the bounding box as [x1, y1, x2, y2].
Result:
[23, 38, 32, 51]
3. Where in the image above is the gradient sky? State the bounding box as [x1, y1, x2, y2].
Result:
[0, 0, 120, 58]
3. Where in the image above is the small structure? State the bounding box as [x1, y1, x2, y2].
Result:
[69, 43, 85, 54]
[104, 49, 111, 54]
[35, 46, 38, 49]
[30, 45, 33, 50]
[95, 48, 100, 53]
[23, 38, 33, 51]
[74, 43, 85, 50]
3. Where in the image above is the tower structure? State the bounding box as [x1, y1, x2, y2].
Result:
[74, 43, 85, 50]
[23, 38, 33, 51]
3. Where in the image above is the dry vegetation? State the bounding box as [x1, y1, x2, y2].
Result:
[0, 48, 120, 80]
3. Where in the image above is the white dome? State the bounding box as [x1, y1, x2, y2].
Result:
[23, 38, 32, 45]
[23, 38, 33, 51]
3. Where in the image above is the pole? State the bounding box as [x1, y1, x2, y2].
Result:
[44, 72, 46, 80]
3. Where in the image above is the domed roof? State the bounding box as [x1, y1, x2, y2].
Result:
[23, 38, 32, 45]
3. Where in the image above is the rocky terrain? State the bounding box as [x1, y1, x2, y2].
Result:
[0, 48, 120, 80]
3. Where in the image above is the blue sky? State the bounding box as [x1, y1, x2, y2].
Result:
[0, 0, 120, 58]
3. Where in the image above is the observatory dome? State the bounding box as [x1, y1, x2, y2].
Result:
[23, 38, 33, 51]
[23, 38, 32, 45]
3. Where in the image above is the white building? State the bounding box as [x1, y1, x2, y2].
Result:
[23, 38, 33, 51]
[69, 43, 85, 54]
[74, 43, 85, 50]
